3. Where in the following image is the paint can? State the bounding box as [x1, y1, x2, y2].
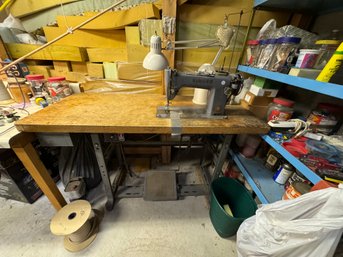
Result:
[273, 163, 294, 184]
[282, 181, 312, 200]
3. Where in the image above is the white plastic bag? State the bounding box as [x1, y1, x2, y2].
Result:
[237, 187, 343, 257]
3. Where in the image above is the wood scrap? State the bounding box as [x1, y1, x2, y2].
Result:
[87, 48, 127, 62]
[6, 43, 88, 61]
[9, 0, 80, 18]
[127, 44, 149, 62]
[86, 63, 104, 78]
[117, 62, 162, 83]
[66, 71, 87, 82]
[56, 3, 160, 30]
[53, 61, 71, 73]
[49, 69, 68, 77]
[103, 62, 118, 80]
[71, 62, 88, 73]
[27, 65, 53, 78]
[125, 27, 140, 45]
[43, 27, 126, 48]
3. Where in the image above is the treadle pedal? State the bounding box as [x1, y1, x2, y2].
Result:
[144, 170, 177, 201]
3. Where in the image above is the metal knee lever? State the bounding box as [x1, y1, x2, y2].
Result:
[91, 133, 114, 210]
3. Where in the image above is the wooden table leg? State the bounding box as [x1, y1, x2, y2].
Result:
[10, 132, 67, 210]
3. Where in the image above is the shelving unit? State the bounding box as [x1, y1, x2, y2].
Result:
[262, 135, 322, 184]
[238, 65, 343, 100]
[233, 0, 343, 204]
[230, 150, 285, 204]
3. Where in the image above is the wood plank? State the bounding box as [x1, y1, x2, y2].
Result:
[71, 62, 88, 73]
[56, 3, 160, 30]
[15, 93, 270, 135]
[66, 71, 87, 82]
[125, 26, 141, 45]
[49, 69, 68, 77]
[10, 133, 66, 210]
[6, 43, 88, 61]
[87, 48, 127, 62]
[117, 62, 162, 83]
[127, 44, 149, 62]
[162, 0, 176, 69]
[81, 80, 162, 94]
[179, 4, 291, 27]
[27, 65, 53, 78]
[53, 61, 71, 73]
[43, 27, 126, 48]
[103, 62, 118, 80]
[9, 0, 80, 18]
[86, 63, 104, 78]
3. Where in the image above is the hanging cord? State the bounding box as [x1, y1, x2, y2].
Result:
[0, 0, 128, 73]
[59, 0, 72, 32]
[228, 10, 243, 71]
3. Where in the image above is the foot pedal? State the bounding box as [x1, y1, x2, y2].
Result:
[144, 170, 177, 201]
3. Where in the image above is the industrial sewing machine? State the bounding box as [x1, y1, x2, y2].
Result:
[156, 68, 243, 119]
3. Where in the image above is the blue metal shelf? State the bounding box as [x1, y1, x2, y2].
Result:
[254, 0, 343, 14]
[262, 135, 322, 184]
[230, 150, 285, 204]
[238, 65, 343, 100]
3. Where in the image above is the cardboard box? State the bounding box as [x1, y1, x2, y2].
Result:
[254, 77, 280, 89]
[241, 100, 268, 119]
[249, 84, 279, 97]
[244, 91, 273, 106]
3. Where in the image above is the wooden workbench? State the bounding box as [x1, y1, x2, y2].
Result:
[13, 93, 269, 210]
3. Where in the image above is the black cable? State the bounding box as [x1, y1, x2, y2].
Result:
[228, 10, 244, 71]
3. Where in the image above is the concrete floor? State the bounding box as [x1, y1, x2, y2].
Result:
[0, 149, 237, 257]
[0, 191, 237, 257]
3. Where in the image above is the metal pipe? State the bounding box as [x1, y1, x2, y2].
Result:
[0, 0, 127, 73]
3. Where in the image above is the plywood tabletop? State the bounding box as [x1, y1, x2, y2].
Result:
[15, 93, 270, 134]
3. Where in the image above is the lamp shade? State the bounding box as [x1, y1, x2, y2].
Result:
[143, 35, 169, 71]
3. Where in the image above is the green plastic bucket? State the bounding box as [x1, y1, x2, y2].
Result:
[210, 177, 257, 238]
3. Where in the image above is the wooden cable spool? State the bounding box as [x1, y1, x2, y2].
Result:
[50, 200, 99, 252]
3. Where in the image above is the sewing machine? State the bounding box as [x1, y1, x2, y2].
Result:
[156, 68, 243, 119]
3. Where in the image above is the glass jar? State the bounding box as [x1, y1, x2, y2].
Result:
[269, 37, 301, 72]
[246, 40, 259, 66]
[47, 77, 72, 102]
[314, 40, 340, 69]
[256, 38, 278, 69]
[25, 74, 49, 98]
[267, 97, 294, 121]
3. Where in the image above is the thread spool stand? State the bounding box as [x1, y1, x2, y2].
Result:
[50, 200, 99, 252]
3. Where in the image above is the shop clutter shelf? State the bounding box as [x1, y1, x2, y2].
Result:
[238, 65, 343, 100]
[262, 135, 322, 184]
[254, 0, 343, 14]
[229, 150, 285, 204]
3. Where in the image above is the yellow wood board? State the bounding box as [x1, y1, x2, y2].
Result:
[125, 27, 140, 45]
[9, 0, 80, 18]
[103, 62, 118, 80]
[71, 62, 88, 73]
[179, 4, 290, 27]
[117, 62, 162, 83]
[27, 65, 53, 78]
[87, 48, 127, 62]
[86, 63, 104, 78]
[53, 61, 71, 72]
[81, 80, 162, 94]
[6, 43, 87, 61]
[15, 93, 270, 134]
[56, 3, 160, 30]
[43, 27, 126, 48]
[66, 71, 87, 82]
[49, 69, 68, 77]
[127, 44, 149, 62]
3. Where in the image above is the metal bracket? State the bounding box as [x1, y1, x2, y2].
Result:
[91, 133, 114, 210]
[212, 135, 233, 181]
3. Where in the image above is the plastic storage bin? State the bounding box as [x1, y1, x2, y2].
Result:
[269, 37, 301, 72]
[267, 97, 294, 121]
[256, 38, 278, 69]
[246, 40, 259, 66]
[210, 177, 257, 238]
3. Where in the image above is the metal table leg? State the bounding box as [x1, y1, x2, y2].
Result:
[212, 135, 233, 181]
[91, 133, 114, 210]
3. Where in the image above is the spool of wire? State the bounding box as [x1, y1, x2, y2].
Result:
[50, 200, 99, 252]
